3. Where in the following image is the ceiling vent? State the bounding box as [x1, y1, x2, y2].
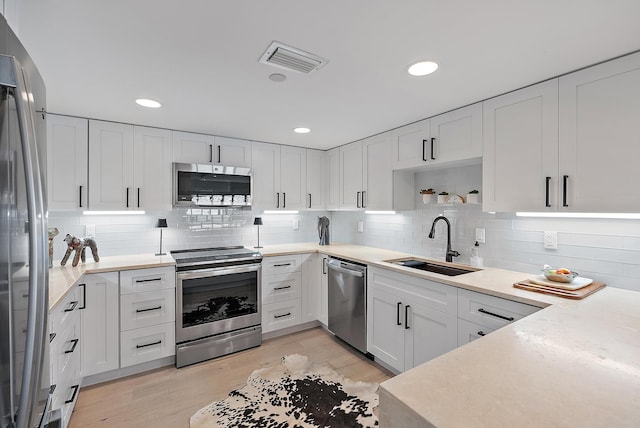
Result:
[259, 41, 328, 74]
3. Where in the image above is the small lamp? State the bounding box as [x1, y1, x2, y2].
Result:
[155, 218, 168, 256]
[253, 217, 263, 248]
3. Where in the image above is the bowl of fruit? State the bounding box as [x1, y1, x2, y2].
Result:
[542, 264, 579, 283]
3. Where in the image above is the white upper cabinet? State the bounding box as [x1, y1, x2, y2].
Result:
[559, 52, 640, 212]
[133, 126, 173, 210]
[339, 140, 364, 209]
[172, 131, 214, 164]
[326, 148, 341, 210]
[306, 149, 325, 210]
[47, 115, 88, 211]
[391, 103, 482, 170]
[213, 136, 252, 168]
[482, 80, 559, 212]
[88, 120, 135, 210]
[172, 131, 251, 167]
[251, 142, 307, 210]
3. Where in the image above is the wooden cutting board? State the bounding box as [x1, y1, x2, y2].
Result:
[514, 279, 606, 299]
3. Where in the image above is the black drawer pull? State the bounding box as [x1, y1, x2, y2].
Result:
[430, 137, 436, 160]
[49, 333, 56, 343]
[477, 331, 486, 337]
[79, 185, 83, 208]
[273, 263, 292, 267]
[274, 285, 292, 291]
[135, 278, 162, 283]
[405, 305, 411, 329]
[562, 175, 569, 207]
[396, 302, 402, 326]
[478, 308, 514, 322]
[545, 176, 551, 208]
[136, 340, 162, 349]
[64, 301, 78, 312]
[422, 139, 427, 161]
[79, 283, 86, 309]
[135, 306, 162, 313]
[274, 312, 291, 319]
[65, 385, 79, 404]
[65, 338, 79, 354]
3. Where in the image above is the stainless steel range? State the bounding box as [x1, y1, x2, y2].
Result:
[171, 246, 262, 368]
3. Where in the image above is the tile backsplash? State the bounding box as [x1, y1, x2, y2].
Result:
[49, 163, 640, 292]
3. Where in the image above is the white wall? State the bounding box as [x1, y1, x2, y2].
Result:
[331, 164, 640, 292]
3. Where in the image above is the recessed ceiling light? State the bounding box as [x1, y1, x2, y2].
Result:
[408, 61, 439, 76]
[293, 127, 311, 134]
[269, 73, 287, 82]
[135, 98, 162, 108]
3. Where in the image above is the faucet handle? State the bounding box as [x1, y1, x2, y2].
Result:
[448, 250, 460, 258]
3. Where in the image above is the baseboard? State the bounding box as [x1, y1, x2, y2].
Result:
[81, 356, 175, 387]
[262, 320, 322, 341]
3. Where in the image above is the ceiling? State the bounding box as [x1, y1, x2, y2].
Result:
[16, 1, 640, 150]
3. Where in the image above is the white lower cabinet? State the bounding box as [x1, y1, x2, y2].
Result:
[367, 267, 457, 373]
[261, 254, 307, 333]
[262, 299, 303, 333]
[457, 288, 539, 330]
[79, 272, 119, 377]
[49, 286, 81, 428]
[120, 267, 176, 368]
[301, 253, 321, 323]
[457, 318, 494, 346]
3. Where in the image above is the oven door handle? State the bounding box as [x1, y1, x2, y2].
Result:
[176, 263, 261, 280]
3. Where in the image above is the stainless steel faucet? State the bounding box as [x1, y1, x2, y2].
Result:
[428, 215, 460, 262]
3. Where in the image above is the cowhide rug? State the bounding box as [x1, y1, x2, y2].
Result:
[190, 354, 380, 428]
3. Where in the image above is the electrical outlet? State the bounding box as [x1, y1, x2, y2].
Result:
[357, 221, 364, 233]
[475, 228, 486, 244]
[544, 231, 558, 250]
[85, 224, 96, 238]
[292, 219, 299, 230]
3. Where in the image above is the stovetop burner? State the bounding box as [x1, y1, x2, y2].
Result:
[171, 246, 262, 268]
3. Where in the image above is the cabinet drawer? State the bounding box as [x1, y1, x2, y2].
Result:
[50, 286, 80, 335]
[120, 322, 175, 368]
[262, 299, 302, 333]
[120, 289, 175, 331]
[457, 318, 495, 347]
[262, 255, 302, 276]
[458, 289, 539, 330]
[262, 272, 302, 305]
[120, 266, 175, 294]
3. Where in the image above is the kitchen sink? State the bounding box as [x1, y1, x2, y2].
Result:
[389, 259, 476, 276]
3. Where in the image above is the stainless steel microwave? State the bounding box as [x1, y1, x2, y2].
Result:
[173, 163, 252, 207]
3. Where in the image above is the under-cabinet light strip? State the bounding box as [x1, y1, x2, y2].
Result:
[83, 210, 146, 215]
[263, 210, 299, 214]
[516, 212, 640, 219]
[365, 211, 396, 215]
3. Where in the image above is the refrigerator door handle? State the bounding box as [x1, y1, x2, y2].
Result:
[1, 55, 49, 428]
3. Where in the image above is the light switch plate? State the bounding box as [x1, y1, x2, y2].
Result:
[357, 221, 364, 233]
[475, 228, 486, 244]
[85, 224, 96, 238]
[544, 231, 558, 250]
[292, 220, 299, 230]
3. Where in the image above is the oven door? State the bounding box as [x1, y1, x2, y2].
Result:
[176, 264, 261, 343]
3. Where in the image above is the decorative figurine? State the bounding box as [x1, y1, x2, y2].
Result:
[60, 234, 100, 267]
[48, 227, 59, 268]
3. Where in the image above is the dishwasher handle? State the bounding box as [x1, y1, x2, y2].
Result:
[328, 260, 365, 277]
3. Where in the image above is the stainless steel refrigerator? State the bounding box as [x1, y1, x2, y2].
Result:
[0, 14, 51, 428]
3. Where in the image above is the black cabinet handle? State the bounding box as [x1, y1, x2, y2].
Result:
[209, 144, 213, 163]
[49, 333, 56, 343]
[308, 193, 312, 209]
[65, 338, 79, 354]
[322, 258, 327, 274]
[477, 331, 486, 337]
[274, 285, 292, 290]
[422, 139, 427, 161]
[283, 192, 286, 208]
[79, 283, 86, 310]
[274, 312, 291, 319]
[65, 385, 80, 404]
[136, 340, 162, 349]
[362, 190, 366, 208]
[405, 305, 411, 329]
[478, 308, 514, 322]
[396, 302, 402, 326]
[430, 137, 436, 160]
[273, 263, 292, 267]
[135, 306, 162, 313]
[137, 187, 140, 208]
[135, 278, 162, 283]
[357, 191, 361, 208]
[276, 192, 280, 208]
[545, 177, 551, 208]
[79, 185, 83, 208]
[563, 175, 569, 207]
[126, 187, 130, 208]
[64, 301, 78, 312]
[217, 145, 221, 163]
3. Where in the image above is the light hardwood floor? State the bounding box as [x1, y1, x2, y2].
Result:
[69, 327, 393, 427]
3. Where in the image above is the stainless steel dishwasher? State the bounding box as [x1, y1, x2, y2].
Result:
[327, 257, 367, 354]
